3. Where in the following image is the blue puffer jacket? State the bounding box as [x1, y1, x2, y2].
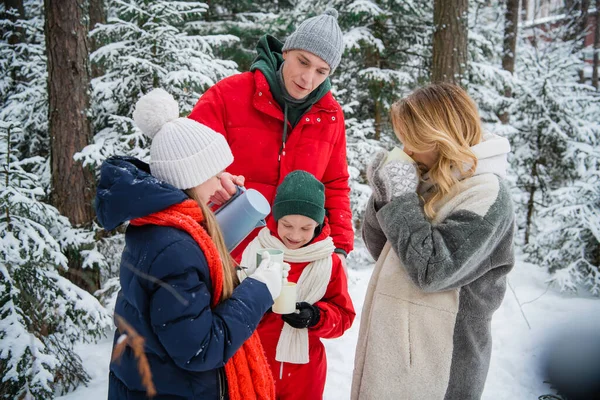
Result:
[96, 157, 273, 400]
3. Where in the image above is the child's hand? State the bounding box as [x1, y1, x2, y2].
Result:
[380, 160, 419, 201]
[366, 150, 389, 203]
[281, 302, 321, 329]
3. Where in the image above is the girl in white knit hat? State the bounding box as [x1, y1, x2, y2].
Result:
[96, 89, 288, 400]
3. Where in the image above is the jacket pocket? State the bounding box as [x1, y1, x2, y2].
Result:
[405, 302, 458, 399]
[358, 292, 411, 399]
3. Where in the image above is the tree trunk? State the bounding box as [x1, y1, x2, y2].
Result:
[564, 0, 591, 46]
[564, 0, 591, 83]
[524, 161, 538, 245]
[44, 0, 98, 292]
[520, 0, 529, 21]
[2, 0, 24, 87]
[88, 0, 106, 78]
[2, 0, 25, 44]
[432, 0, 469, 84]
[593, 3, 599, 89]
[500, 0, 520, 124]
[366, 44, 383, 140]
[374, 98, 382, 141]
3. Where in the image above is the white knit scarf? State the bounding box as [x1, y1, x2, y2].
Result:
[240, 227, 334, 364]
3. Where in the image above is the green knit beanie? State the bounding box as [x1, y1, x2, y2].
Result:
[273, 171, 325, 224]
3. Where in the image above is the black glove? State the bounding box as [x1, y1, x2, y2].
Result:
[281, 302, 321, 329]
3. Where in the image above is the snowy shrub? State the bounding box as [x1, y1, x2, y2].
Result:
[0, 122, 112, 399]
[333, 0, 432, 232]
[525, 134, 600, 295]
[81, 0, 240, 168]
[0, 3, 113, 397]
[509, 24, 600, 294]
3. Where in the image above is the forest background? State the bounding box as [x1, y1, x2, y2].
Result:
[1, 0, 599, 398]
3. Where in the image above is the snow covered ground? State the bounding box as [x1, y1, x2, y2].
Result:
[57, 252, 600, 400]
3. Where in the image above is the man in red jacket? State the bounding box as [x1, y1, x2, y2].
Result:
[188, 8, 353, 266]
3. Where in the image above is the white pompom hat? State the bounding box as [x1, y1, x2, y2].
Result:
[132, 88, 233, 190]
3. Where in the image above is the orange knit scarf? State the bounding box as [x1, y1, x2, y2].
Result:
[131, 199, 275, 400]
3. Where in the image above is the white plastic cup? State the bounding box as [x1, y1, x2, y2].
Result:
[386, 147, 414, 164]
[272, 282, 297, 314]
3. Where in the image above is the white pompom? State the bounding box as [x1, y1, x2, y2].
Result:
[324, 7, 338, 19]
[133, 88, 179, 139]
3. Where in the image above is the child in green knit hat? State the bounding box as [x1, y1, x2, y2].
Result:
[272, 170, 327, 248]
[240, 170, 355, 400]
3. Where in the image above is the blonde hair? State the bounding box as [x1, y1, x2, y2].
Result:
[390, 83, 483, 219]
[186, 188, 238, 302]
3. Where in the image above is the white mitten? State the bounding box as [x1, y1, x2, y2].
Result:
[238, 258, 290, 283]
[250, 251, 283, 300]
[380, 160, 420, 201]
[366, 150, 389, 203]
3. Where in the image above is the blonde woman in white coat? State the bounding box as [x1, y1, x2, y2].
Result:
[352, 83, 515, 400]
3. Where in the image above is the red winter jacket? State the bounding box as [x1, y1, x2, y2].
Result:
[188, 71, 353, 259]
[257, 217, 355, 399]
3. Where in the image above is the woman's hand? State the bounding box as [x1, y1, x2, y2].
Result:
[209, 172, 245, 205]
[380, 160, 419, 201]
[366, 150, 389, 203]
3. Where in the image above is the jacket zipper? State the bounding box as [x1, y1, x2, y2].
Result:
[218, 367, 225, 400]
[279, 103, 290, 162]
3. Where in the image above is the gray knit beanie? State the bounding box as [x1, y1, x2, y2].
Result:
[133, 88, 233, 190]
[282, 8, 344, 73]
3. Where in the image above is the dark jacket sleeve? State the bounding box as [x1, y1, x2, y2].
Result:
[376, 184, 515, 293]
[322, 111, 354, 255]
[311, 254, 356, 338]
[149, 239, 272, 371]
